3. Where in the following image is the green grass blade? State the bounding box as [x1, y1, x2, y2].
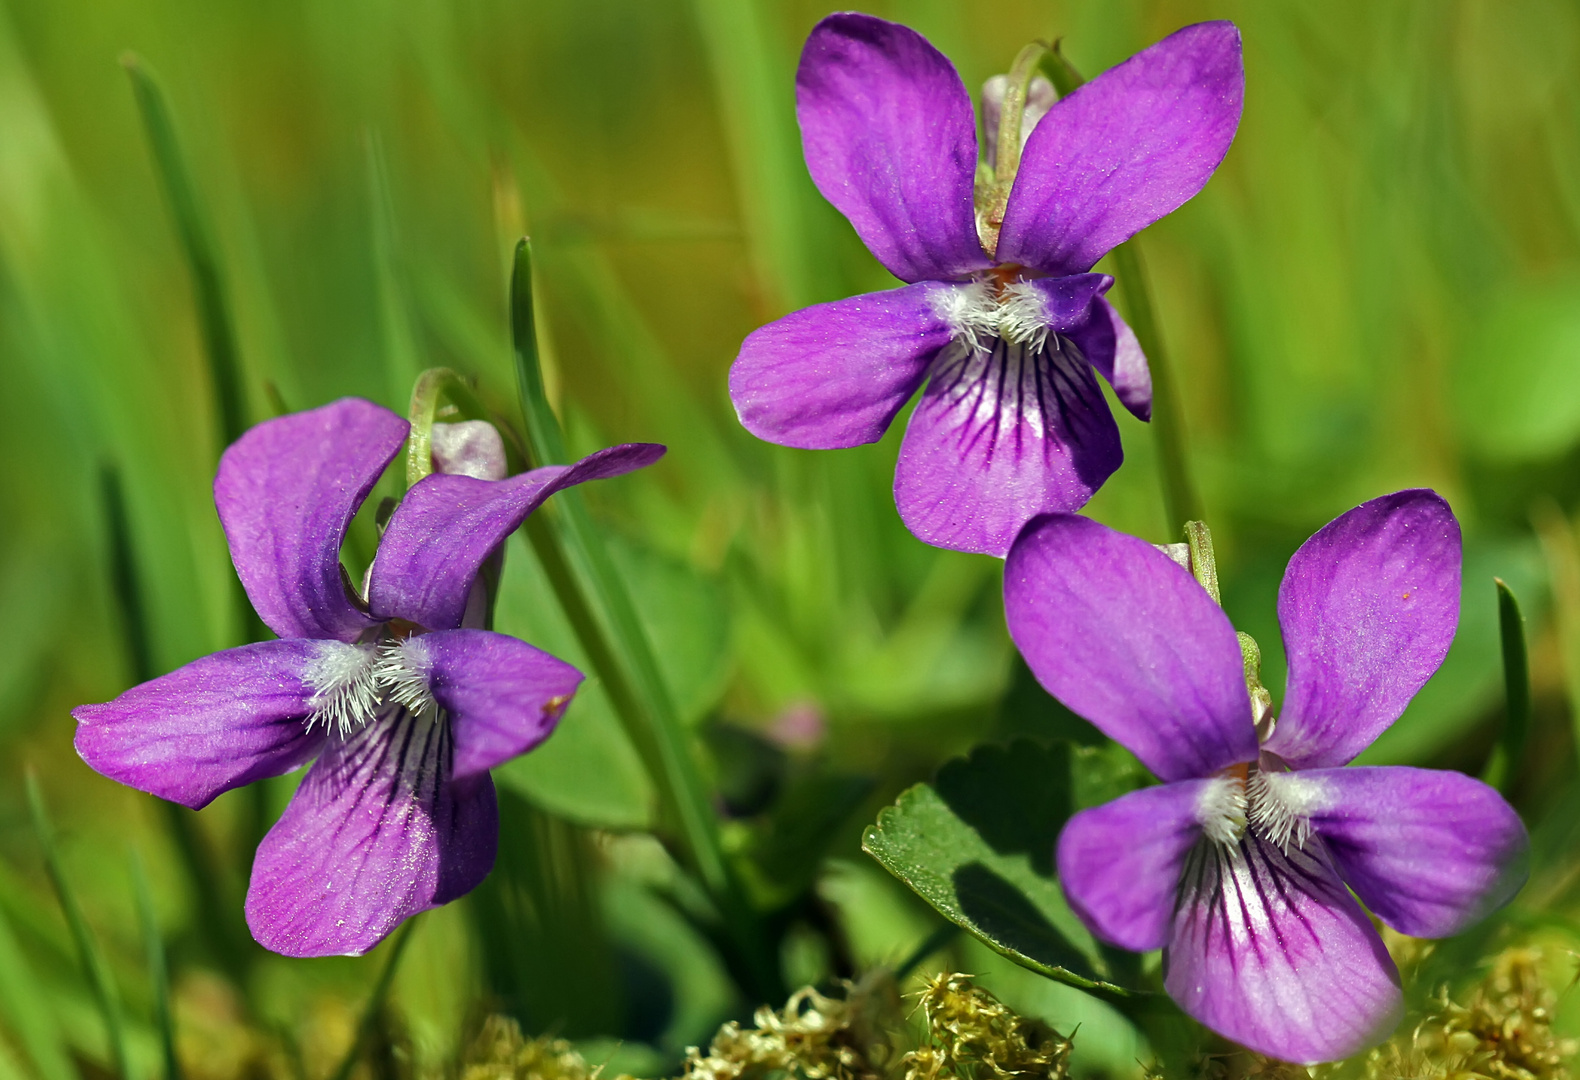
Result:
[510, 239, 781, 1002]
[131, 852, 180, 1080]
[689, 0, 820, 312]
[122, 54, 247, 449]
[366, 131, 424, 408]
[327, 920, 418, 1080]
[1482, 578, 1532, 794]
[123, 53, 265, 669]
[1038, 51, 1201, 531]
[1109, 240, 1202, 532]
[26, 773, 129, 1080]
[0, 887, 74, 1080]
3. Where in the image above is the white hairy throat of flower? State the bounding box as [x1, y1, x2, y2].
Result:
[1194, 764, 1318, 854]
[303, 637, 438, 737]
[932, 278, 1055, 354]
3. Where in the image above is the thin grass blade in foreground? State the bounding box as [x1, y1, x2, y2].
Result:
[328, 920, 418, 1080]
[1042, 43, 1202, 532]
[132, 851, 182, 1080]
[123, 54, 248, 450]
[26, 772, 130, 1080]
[510, 238, 781, 1002]
[1482, 578, 1532, 795]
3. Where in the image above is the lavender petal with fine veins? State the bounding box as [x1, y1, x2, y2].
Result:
[73, 397, 662, 957]
[729, 13, 1244, 555]
[1011, 490, 1528, 1063]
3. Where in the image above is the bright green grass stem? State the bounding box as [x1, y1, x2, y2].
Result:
[1482, 578, 1532, 795]
[509, 239, 781, 1002]
[26, 774, 130, 1080]
[1041, 48, 1202, 534]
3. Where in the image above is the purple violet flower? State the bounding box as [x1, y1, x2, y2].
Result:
[72, 398, 664, 957]
[1003, 491, 1529, 1063]
[729, 13, 1244, 555]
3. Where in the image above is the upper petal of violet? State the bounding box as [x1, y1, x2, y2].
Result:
[996, 21, 1244, 276]
[796, 12, 990, 283]
[1262, 765, 1528, 939]
[245, 712, 497, 957]
[215, 398, 407, 642]
[401, 629, 584, 780]
[72, 640, 328, 810]
[1263, 490, 1462, 769]
[1004, 514, 1257, 780]
[1165, 830, 1402, 1064]
[730, 282, 955, 449]
[367, 443, 665, 632]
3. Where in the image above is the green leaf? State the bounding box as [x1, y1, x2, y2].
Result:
[493, 528, 732, 830]
[861, 740, 1140, 1004]
[605, 540, 731, 728]
[493, 532, 655, 831]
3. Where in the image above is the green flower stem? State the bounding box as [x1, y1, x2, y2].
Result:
[1038, 46, 1203, 532]
[27, 773, 130, 1080]
[404, 367, 489, 489]
[509, 239, 781, 1001]
[1110, 241, 1202, 532]
[131, 852, 181, 1080]
[328, 919, 417, 1080]
[981, 41, 1050, 255]
[1482, 578, 1532, 795]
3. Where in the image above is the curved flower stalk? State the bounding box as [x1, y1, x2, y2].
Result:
[729, 13, 1243, 555]
[73, 398, 664, 957]
[1002, 491, 1529, 1063]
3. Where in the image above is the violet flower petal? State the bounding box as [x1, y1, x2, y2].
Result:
[72, 640, 326, 810]
[1066, 297, 1152, 421]
[215, 398, 407, 642]
[415, 629, 584, 779]
[893, 330, 1121, 556]
[797, 12, 990, 283]
[1004, 513, 1257, 779]
[245, 713, 498, 957]
[997, 22, 1244, 276]
[431, 421, 508, 481]
[981, 74, 1056, 174]
[368, 444, 665, 631]
[1263, 490, 1462, 769]
[1057, 780, 1211, 951]
[1263, 766, 1528, 939]
[730, 283, 955, 449]
[1165, 831, 1403, 1064]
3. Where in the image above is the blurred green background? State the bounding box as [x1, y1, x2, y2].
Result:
[3, 0, 1580, 1077]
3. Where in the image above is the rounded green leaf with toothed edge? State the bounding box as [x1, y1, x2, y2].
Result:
[861, 739, 1144, 1001]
